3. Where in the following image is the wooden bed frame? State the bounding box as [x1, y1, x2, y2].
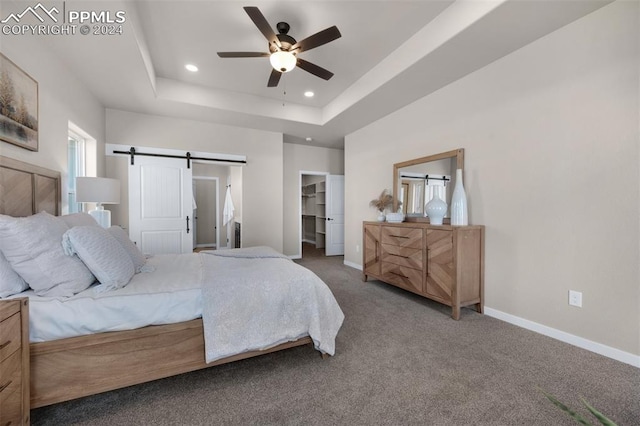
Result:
[0, 155, 316, 409]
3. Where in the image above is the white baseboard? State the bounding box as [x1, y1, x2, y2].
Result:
[335, 264, 638, 367]
[289, 254, 301, 260]
[484, 307, 640, 368]
[344, 260, 362, 271]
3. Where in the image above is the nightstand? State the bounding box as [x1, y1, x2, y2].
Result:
[0, 298, 29, 425]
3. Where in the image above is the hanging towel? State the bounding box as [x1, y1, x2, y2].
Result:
[223, 186, 235, 226]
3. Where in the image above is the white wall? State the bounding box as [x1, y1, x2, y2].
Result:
[105, 109, 284, 252]
[345, 1, 639, 357]
[0, 34, 105, 212]
[283, 143, 344, 257]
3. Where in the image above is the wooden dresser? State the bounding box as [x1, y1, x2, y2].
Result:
[0, 298, 29, 425]
[363, 221, 484, 320]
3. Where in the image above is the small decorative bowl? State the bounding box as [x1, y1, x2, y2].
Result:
[386, 212, 405, 223]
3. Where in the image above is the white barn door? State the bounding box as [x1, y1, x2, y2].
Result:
[325, 175, 344, 256]
[129, 156, 193, 255]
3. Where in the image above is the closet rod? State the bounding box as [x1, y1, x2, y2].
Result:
[114, 147, 247, 167]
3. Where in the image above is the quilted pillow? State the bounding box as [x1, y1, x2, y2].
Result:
[61, 212, 99, 228]
[63, 226, 135, 292]
[0, 250, 28, 298]
[107, 226, 147, 273]
[0, 212, 95, 297]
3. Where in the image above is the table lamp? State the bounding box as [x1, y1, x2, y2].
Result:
[76, 177, 120, 228]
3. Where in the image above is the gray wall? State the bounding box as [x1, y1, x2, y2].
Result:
[344, 1, 639, 357]
[105, 109, 283, 252]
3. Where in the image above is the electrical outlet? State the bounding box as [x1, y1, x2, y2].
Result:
[356, 244, 360, 253]
[569, 290, 583, 307]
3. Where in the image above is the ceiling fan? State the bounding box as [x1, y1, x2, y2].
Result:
[217, 6, 342, 87]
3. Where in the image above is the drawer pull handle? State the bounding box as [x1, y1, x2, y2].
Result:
[390, 235, 409, 239]
[0, 380, 12, 393]
[0, 340, 11, 350]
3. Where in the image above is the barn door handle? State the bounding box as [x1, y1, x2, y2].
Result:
[186, 216, 190, 234]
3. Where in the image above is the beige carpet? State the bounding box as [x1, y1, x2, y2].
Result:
[31, 248, 639, 425]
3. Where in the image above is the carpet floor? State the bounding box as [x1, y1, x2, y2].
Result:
[31, 247, 639, 425]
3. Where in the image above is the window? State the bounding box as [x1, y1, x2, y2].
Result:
[67, 130, 86, 213]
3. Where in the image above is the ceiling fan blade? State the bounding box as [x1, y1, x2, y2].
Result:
[243, 6, 280, 49]
[217, 52, 270, 58]
[267, 69, 282, 87]
[296, 58, 334, 80]
[291, 26, 341, 53]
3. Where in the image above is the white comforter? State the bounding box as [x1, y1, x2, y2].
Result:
[200, 247, 344, 362]
[13, 254, 203, 342]
[12, 247, 345, 363]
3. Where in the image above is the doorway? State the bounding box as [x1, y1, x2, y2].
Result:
[193, 177, 219, 251]
[299, 171, 344, 258]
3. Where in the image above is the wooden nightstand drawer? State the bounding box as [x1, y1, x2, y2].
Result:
[381, 226, 423, 248]
[0, 349, 22, 405]
[0, 385, 22, 426]
[381, 244, 423, 269]
[0, 298, 28, 426]
[0, 313, 20, 363]
[381, 262, 423, 294]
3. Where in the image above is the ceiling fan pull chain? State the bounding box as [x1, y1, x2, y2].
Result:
[282, 82, 287, 107]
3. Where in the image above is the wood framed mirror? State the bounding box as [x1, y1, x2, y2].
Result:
[393, 148, 464, 222]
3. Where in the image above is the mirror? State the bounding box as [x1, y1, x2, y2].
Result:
[393, 148, 464, 222]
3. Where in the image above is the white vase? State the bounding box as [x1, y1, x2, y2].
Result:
[425, 193, 447, 225]
[377, 212, 386, 222]
[450, 169, 468, 226]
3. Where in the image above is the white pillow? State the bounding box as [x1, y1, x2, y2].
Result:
[0, 250, 28, 298]
[63, 226, 135, 292]
[0, 212, 95, 297]
[107, 226, 147, 273]
[61, 212, 99, 228]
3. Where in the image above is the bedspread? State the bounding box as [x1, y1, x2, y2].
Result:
[200, 247, 344, 363]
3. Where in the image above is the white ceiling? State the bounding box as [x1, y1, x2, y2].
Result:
[38, 0, 612, 149]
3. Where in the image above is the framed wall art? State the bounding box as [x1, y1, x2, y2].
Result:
[0, 53, 38, 151]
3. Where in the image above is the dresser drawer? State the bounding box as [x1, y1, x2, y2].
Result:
[0, 313, 20, 363]
[381, 226, 423, 248]
[0, 349, 22, 406]
[381, 262, 423, 294]
[381, 244, 423, 269]
[0, 385, 22, 426]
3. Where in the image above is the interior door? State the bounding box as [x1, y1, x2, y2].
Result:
[325, 174, 344, 256]
[129, 156, 193, 255]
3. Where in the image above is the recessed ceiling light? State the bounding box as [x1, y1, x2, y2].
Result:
[304, 91, 314, 98]
[185, 64, 198, 72]
[305, 137, 312, 142]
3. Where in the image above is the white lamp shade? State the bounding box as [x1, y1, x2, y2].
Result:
[76, 177, 120, 228]
[269, 51, 297, 73]
[76, 177, 120, 204]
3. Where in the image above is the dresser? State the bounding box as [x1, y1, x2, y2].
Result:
[363, 221, 484, 320]
[0, 298, 29, 425]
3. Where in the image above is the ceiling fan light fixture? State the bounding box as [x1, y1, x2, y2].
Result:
[270, 51, 296, 73]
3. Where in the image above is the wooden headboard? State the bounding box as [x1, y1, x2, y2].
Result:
[0, 155, 61, 217]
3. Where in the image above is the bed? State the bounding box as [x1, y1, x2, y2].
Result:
[0, 155, 344, 409]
